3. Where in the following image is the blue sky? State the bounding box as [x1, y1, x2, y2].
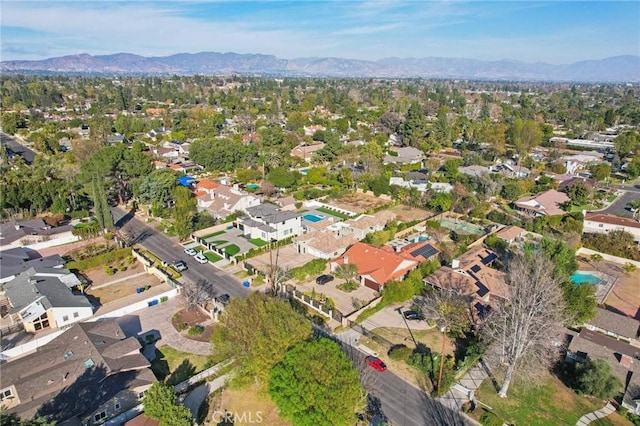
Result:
[1, 1, 638, 63]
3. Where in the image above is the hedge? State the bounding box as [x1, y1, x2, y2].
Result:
[66, 247, 132, 271]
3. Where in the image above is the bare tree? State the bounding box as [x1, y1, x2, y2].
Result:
[182, 279, 215, 311]
[481, 253, 565, 398]
[267, 264, 290, 296]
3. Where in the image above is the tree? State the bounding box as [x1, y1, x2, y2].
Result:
[566, 182, 591, 205]
[428, 191, 452, 213]
[334, 263, 359, 285]
[269, 338, 364, 426]
[0, 412, 54, 426]
[172, 186, 196, 240]
[624, 262, 637, 274]
[561, 282, 597, 324]
[143, 382, 193, 426]
[210, 293, 311, 382]
[481, 253, 565, 398]
[402, 102, 427, 147]
[590, 163, 611, 182]
[182, 279, 214, 311]
[572, 359, 623, 399]
[91, 176, 114, 231]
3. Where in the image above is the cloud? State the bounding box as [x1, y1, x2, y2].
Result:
[333, 23, 403, 36]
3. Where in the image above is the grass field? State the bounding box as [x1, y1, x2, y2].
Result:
[316, 206, 350, 220]
[204, 252, 222, 262]
[217, 382, 291, 426]
[150, 346, 212, 385]
[249, 238, 268, 247]
[473, 370, 627, 426]
[224, 244, 240, 256]
[201, 230, 226, 240]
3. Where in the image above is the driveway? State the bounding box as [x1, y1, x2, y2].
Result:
[294, 277, 378, 316]
[116, 296, 211, 355]
[600, 190, 638, 218]
[361, 304, 434, 331]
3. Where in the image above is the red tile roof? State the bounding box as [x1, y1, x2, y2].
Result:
[334, 242, 419, 286]
[585, 213, 640, 229]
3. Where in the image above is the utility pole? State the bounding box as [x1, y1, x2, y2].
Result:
[437, 325, 447, 395]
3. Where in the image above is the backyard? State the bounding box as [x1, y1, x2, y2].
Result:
[212, 382, 291, 426]
[150, 346, 212, 385]
[472, 370, 630, 426]
[330, 191, 391, 214]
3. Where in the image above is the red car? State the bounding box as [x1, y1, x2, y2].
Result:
[366, 356, 387, 372]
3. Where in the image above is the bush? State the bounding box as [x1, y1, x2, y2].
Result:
[188, 325, 204, 336]
[126, 256, 135, 265]
[388, 345, 413, 362]
[160, 296, 169, 303]
[571, 359, 623, 399]
[66, 247, 132, 271]
[382, 280, 415, 304]
[103, 265, 116, 275]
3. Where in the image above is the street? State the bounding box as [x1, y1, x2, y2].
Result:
[0, 132, 37, 164]
[111, 207, 249, 298]
[600, 190, 639, 218]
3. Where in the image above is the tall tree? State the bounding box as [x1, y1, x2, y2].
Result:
[481, 253, 565, 398]
[269, 338, 364, 426]
[402, 102, 427, 147]
[91, 176, 113, 231]
[143, 382, 193, 426]
[211, 293, 311, 382]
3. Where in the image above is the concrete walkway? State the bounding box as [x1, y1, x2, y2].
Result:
[576, 402, 615, 426]
[439, 359, 490, 411]
[182, 374, 232, 420]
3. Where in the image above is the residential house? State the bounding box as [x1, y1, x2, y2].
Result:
[0, 248, 65, 284]
[0, 219, 77, 251]
[193, 178, 220, 197]
[330, 241, 438, 291]
[106, 134, 125, 144]
[514, 189, 570, 217]
[430, 182, 454, 193]
[294, 226, 358, 259]
[338, 210, 397, 240]
[458, 165, 489, 178]
[566, 329, 640, 415]
[494, 225, 527, 246]
[1, 321, 156, 424]
[147, 127, 170, 140]
[237, 203, 302, 241]
[303, 125, 326, 137]
[557, 176, 597, 193]
[290, 143, 325, 163]
[424, 246, 509, 319]
[383, 147, 425, 166]
[585, 308, 640, 345]
[490, 163, 530, 179]
[197, 184, 261, 221]
[1, 268, 93, 333]
[583, 212, 640, 243]
[389, 177, 428, 193]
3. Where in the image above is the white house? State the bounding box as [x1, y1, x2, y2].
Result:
[583, 212, 640, 243]
[237, 204, 302, 241]
[196, 184, 261, 221]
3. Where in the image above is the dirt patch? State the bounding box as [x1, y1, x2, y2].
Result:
[213, 382, 291, 426]
[604, 268, 640, 319]
[83, 260, 144, 287]
[330, 192, 390, 214]
[389, 204, 431, 222]
[171, 309, 213, 342]
[85, 272, 162, 305]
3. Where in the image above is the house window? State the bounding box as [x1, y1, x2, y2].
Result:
[73, 312, 79, 318]
[62, 315, 69, 322]
[0, 389, 13, 401]
[137, 390, 147, 400]
[93, 411, 107, 422]
[598, 224, 604, 228]
[84, 358, 95, 369]
[33, 313, 50, 331]
[114, 402, 121, 410]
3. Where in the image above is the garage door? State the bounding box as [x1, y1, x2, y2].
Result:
[364, 278, 380, 292]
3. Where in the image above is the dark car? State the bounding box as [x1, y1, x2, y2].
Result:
[216, 294, 231, 305]
[365, 356, 387, 372]
[403, 310, 425, 321]
[315, 274, 334, 285]
[173, 260, 188, 272]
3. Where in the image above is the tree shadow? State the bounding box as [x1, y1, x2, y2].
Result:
[167, 359, 196, 386]
[36, 364, 138, 423]
[114, 208, 136, 228]
[150, 349, 170, 382]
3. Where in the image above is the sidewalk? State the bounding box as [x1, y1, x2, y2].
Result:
[439, 358, 490, 411]
[576, 402, 615, 426]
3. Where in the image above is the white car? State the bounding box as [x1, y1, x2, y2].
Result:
[194, 253, 208, 264]
[184, 247, 197, 256]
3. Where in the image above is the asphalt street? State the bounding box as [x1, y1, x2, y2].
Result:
[0, 132, 37, 164]
[600, 190, 639, 218]
[111, 207, 249, 299]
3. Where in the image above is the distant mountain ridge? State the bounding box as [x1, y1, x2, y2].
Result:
[1, 52, 638, 82]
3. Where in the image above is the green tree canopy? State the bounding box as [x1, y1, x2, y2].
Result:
[571, 359, 623, 399]
[590, 163, 611, 182]
[143, 382, 194, 426]
[211, 293, 312, 382]
[269, 338, 364, 426]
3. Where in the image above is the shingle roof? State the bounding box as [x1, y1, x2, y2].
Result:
[246, 203, 300, 223]
[587, 308, 640, 339]
[3, 321, 153, 422]
[0, 252, 65, 281]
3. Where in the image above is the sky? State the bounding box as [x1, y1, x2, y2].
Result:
[1, 1, 639, 64]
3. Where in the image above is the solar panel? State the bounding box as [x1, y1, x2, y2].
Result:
[481, 253, 498, 265]
[410, 244, 438, 259]
[470, 264, 481, 273]
[475, 281, 489, 298]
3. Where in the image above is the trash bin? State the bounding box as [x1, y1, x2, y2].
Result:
[243, 281, 250, 288]
[136, 288, 143, 294]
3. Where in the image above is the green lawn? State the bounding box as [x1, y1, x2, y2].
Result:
[316, 206, 351, 220]
[204, 252, 222, 262]
[207, 239, 227, 246]
[474, 371, 614, 426]
[224, 244, 240, 256]
[150, 346, 212, 385]
[201, 230, 225, 239]
[249, 238, 268, 247]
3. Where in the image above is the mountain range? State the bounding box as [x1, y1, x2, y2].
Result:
[1, 52, 639, 82]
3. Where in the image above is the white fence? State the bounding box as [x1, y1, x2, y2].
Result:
[173, 359, 233, 394]
[88, 288, 180, 322]
[577, 247, 640, 268]
[0, 328, 66, 360]
[303, 200, 357, 218]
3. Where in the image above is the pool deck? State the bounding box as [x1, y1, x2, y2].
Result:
[573, 270, 614, 304]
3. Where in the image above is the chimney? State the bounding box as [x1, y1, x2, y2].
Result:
[344, 256, 348, 264]
[14, 224, 21, 231]
[451, 259, 460, 269]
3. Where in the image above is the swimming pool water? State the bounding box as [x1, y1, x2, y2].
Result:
[571, 272, 601, 285]
[303, 214, 324, 223]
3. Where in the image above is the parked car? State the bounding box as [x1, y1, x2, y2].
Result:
[194, 253, 208, 264]
[315, 274, 334, 285]
[184, 247, 197, 256]
[173, 260, 188, 272]
[216, 294, 231, 305]
[403, 310, 425, 321]
[365, 356, 387, 372]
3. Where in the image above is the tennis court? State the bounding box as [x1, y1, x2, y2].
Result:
[439, 218, 486, 235]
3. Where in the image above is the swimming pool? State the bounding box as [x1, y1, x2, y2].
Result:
[246, 184, 259, 189]
[303, 214, 324, 223]
[571, 272, 602, 285]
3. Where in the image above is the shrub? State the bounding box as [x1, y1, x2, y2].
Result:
[572, 359, 623, 399]
[66, 247, 132, 271]
[388, 345, 413, 362]
[188, 325, 205, 336]
[160, 296, 169, 303]
[126, 256, 135, 265]
[118, 263, 127, 272]
[103, 265, 116, 275]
